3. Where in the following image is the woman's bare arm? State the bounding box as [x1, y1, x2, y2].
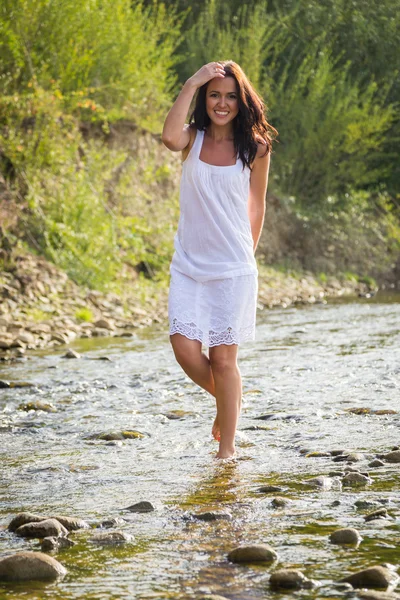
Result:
[161, 62, 225, 152]
[248, 146, 270, 252]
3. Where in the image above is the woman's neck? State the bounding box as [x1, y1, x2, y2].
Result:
[207, 122, 234, 141]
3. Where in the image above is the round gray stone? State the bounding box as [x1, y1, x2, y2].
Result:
[270, 569, 316, 590]
[228, 544, 278, 563]
[342, 472, 372, 486]
[51, 516, 89, 531]
[329, 528, 362, 545]
[8, 512, 47, 532]
[0, 551, 67, 582]
[340, 565, 398, 589]
[89, 531, 134, 545]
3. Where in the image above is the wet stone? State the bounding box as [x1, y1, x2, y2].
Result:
[41, 536, 76, 552]
[364, 508, 388, 522]
[0, 380, 10, 388]
[0, 551, 67, 582]
[192, 511, 232, 522]
[200, 596, 229, 600]
[355, 499, 380, 510]
[330, 528, 362, 545]
[333, 454, 350, 462]
[51, 516, 89, 531]
[228, 544, 278, 564]
[271, 496, 292, 508]
[357, 591, 400, 599]
[329, 471, 345, 477]
[89, 531, 133, 545]
[340, 565, 398, 589]
[305, 451, 331, 458]
[8, 512, 47, 532]
[382, 450, 400, 463]
[124, 501, 155, 513]
[330, 450, 346, 456]
[258, 485, 283, 493]
[18, 401, 56, 412]
[16, 519, 68, 539]
[270, 569, 316, 590]
[100, 517, 126, 528]
[305, 476, 333, 489]
[369, 459, 385, 468]
[342, 472, 372, 486]
[62, 349, 81, 359]
[347, 452, 365, 463]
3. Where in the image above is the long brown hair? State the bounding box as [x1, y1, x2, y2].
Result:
[189, 60, 277, 170]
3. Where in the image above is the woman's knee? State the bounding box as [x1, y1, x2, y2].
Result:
[209, 346, 238, 377]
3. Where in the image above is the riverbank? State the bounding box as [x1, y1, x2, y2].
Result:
[0, 246, 376, 360]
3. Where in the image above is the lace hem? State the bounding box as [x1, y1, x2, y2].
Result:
[170, 318, 254, 347]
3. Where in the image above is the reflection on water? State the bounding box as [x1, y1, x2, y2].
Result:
[1, 293, 400, 598]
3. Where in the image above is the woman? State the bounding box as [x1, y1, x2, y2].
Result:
[162, 61, 276, 459]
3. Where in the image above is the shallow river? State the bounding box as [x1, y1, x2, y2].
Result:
[1, 292, 400, 599]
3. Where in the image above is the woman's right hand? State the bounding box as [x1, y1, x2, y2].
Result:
[187, 62, 225, 89]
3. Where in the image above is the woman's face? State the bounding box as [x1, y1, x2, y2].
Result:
[205, 76, 239, 126]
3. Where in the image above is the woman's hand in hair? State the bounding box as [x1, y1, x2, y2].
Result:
[188, 62, 225, 89]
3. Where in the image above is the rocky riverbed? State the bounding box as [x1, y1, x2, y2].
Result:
[0, 248, 375, 360]
[1, 291, 399, 598]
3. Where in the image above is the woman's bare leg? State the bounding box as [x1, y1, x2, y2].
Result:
[170, 333, 216, 396]
[209, 344, 242, 459]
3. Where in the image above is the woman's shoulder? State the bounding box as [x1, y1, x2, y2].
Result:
[255, 136, 269, 159]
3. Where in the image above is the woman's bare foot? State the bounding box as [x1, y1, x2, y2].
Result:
[215, 447, 236, 459]
[212, 416, 220, 441]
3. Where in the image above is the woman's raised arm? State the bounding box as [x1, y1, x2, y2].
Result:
[161, 62, 225, 152]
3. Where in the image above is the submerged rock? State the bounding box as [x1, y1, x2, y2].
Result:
[100, 517, 126, 528]
[342, 472, 372, 486]
[89, 531, 133, 545]
[8, 512, 47, 532]
[381, 450, 400, 463]
[369, 459, 385, 468]
[269, 569, 316, 590]
[271, 496, 292, 508]
[200, 596, 229, 600]
[124, 501, 155, 513]
[347, 452, 365, 463]
[16, 519, 68, 539]
[340, 565, 398, 589]
[192, 511, 232, 522]
[258, 485, 283, 493]
[62, 349, 81, 359]
[228, 544, 278, 563]
[329, 528, 362, 545]
[305, 476, 333, 489]
[0, 551, 67, 581]
[357, 591, 400, 599]
[41, 536, 76, 552]
[364, 508, 388, 522]
[18, 401, 56, 412]
[354, 499, 380, 510]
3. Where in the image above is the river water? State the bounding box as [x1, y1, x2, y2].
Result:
[1, 293, 400, 599]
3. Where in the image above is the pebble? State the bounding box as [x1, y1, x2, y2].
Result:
[228, 544, 278, 564]
[16, 519, 68, 539]
[0, 551, 67, 581]
[192, 511, 232, 522]
[199, 596, 229, 600]
[269, 569, 316, 590]
[62, 349, 81, 359]
[329, 528, 362, 545]
[41, 536, 76, 552]
[89, 531, 133, 545]
[305, 451, 331, 457]
[381, 450, 400, 463]
[124, 501, 155, 513]
[340, 566, 398, 589]
[258, 485, 283, 493]
[271, 496, 292, 508]
[342, 472, 372, 486]
[8, 512, 47, 532]
[364, 508, 388, 522]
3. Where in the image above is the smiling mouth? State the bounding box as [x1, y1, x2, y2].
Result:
[214, 110, 229, 117]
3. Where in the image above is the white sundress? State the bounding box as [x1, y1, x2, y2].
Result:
[168, 128, 258, 347]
